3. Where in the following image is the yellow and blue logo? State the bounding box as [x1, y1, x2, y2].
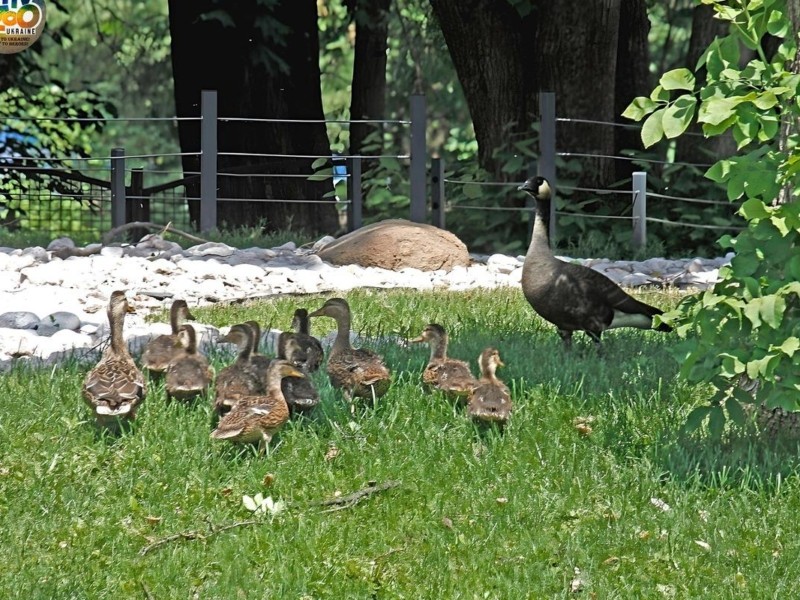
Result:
[0, 0, 45, 54]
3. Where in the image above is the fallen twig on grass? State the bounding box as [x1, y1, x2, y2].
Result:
[138, 480, 401, 556]
[102, 221, 209, 246]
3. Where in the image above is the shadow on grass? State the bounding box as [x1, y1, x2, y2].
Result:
[658, 428, 800, 492]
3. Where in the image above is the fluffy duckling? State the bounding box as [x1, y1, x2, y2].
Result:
[164, 324, 215, 401]
[277, 308, 324, 372]
[244, 320, 273, 380]
[213, 323, 263, 417]
[141, 299, 195, 376]
[411, 323, 477, 401]
[280, 337, 320, 414]
[309, 297, 392, 401]
[210, 359, 305, 452]
[82, 291, 146, 430]
[467, 348, 512, 426]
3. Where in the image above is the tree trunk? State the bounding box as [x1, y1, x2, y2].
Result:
[348, 0, 392, 158]
[429, 0, 536, 179]
[675, 3, 736, 165]
[168, 0, 338, 235]
[536, 0, 621, 190]
[615, 0, 651, 182]
[776, 0, 800, 205]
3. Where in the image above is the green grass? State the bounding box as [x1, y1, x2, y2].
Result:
[3, 287, 800, 598]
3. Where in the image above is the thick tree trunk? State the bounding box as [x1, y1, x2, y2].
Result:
[777, 0, 800, 205]
[675, 4, 736, 165]
[536, 0, 621, 189]
[168, 0, 338, 235]
[615, 0, 651, 182]
[348, 0, 391, 158]
[429, 0, 536, 179]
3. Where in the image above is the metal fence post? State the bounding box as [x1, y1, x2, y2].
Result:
[409, 94, 427, 223]
[110, 147, 125, 230]
[632, 171, 647, 251]
[538, 92, 557, 244]
[347, 157, 362, 232]
[430, 156, 445, 229]
[200, 89, 218, 232]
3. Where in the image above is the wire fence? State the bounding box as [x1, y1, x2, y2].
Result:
[1, 90, 748, 252]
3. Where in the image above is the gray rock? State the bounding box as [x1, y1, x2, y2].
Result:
[40, 311, 82, 332]
[186, 242, 236, 257]
[0, 311, 40, 329]
[47, 237, 75, 252]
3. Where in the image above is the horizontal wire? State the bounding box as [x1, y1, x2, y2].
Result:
[555, 211, 632, 220]
[218, 172, 347, 179]
[219, 117, 410, 125]
[558, 185, 632, 196]
[217, 152, 409, 160]
[442, 179, 520, 187]
[0, 116, 200, 122]
[648, 191, 733, 206]
[646, 216, 746, 230]
[216, 197, 349, 205]
[557, 151, 714, 168]
[451, 204, 533, 212]
[555, 117, 706, 137]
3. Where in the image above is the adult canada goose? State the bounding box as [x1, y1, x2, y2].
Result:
[213, 324, 263, 417]
[309, 298, 392, 402]
[410, 323, 477, 401]
[467, 347, 512, 426]
[210, 360, 304, 453]
[164, 324, 215, 401]
[82, 291, 146, 430]
[277, 308, 324, 373]
[141, 299, 195, 376]
[517, 176, 671, 347]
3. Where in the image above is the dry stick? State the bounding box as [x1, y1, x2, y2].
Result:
[102, 221, 210, 246]
[138, 480, 401, 557]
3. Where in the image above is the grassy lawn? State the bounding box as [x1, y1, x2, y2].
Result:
[2, 287, 799, 598]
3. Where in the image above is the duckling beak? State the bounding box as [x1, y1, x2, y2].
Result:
[126, 304, 136, 314]
[186, 310, 197, 321]
[496, 358, 505, 368]
[308, 308, 324, 318]
[284, 366, 306, 379]
[408, 335, 425, 344]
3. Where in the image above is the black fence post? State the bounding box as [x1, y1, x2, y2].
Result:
[431, 156, 445, 229]
[110, 147, 125, 230]
[200, 89, 218, 233]
[409, 94, 427, 223]
[347, 156, 362, 232]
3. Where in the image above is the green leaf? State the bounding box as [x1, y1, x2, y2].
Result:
[641, 108, 666, 148]
[684, 405, 711, 433]
[776, 337, 800, 357]
[739, 198, 769, 220]
[767, 8, 789, 36]
[708, 405, 726, 438]
[725, 397, 747, 426]
[462, 183, 482, 199]
[753, 91, 778, 110]
[759, 295, 785, 329]
[649, 85, 670, 102]
[622, 97, 657, 121]
[705, 160, 730, 183]
[660, 68, 696, 91]
[662, 95, 697, 139]
[199, 9, 236, 28]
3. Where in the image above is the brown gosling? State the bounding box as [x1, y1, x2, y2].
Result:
[467, 347, 512, 426]
[410, 323, 477, 402]
[82, 291, 146, 430]
[213, 324, 263, 417]
[280, 337, 321, 415]
[164, 324, 215, 401]
[277, 308, 324, 372]
[308, 297, 392, 402]
[141, 299, 195, 376]
[210, 359, 305, 453]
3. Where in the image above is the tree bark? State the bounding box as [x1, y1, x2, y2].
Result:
[348, 0, 392, 158]
[429, 0, 536, 179]
[776, 0, 800, 205]
[675, 3, 736, 165]
[168, 0, 338, 234]
[615, 0, 651, 182]
[536, 0, 621, 189]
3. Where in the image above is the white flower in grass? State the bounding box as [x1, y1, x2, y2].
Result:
[242, 493, 285, 516]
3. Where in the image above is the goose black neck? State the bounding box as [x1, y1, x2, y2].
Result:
[530, 196, 552, 252]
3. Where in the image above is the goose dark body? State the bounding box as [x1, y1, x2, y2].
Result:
[518, 176, 671, 347]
